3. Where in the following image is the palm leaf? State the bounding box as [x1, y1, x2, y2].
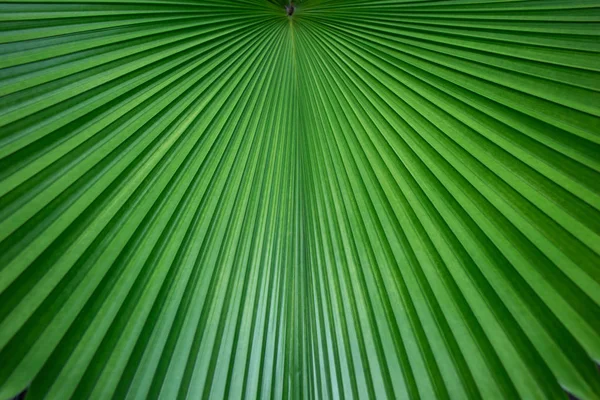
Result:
[1, 0, 600, 399]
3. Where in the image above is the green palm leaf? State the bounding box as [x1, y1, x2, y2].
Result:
[1, 0, 599, 398]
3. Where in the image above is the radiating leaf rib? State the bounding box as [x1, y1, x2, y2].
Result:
[1, 1, 599, 399]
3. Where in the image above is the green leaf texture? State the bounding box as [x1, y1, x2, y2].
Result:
[1, 0, 600, 399]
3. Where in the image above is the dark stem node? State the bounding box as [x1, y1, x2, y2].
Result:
[285, 3, 295, 16]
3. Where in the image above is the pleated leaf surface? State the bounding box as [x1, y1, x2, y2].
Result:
[1, 0, 600, 399]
